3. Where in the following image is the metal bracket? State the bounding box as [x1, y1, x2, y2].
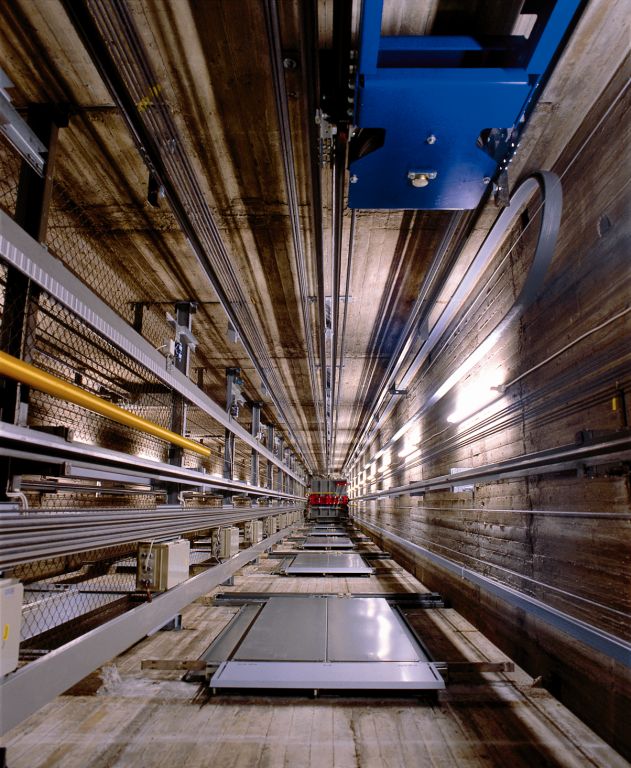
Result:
[0, 70, 47, 175]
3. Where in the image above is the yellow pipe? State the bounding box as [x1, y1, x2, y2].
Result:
[0, 350, 211, 458]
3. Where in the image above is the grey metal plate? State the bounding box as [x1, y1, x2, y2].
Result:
[232, 596, 327, 661]
[327, 597, 423, 662]
[310, 530, 348, 537]
[303, 536, 354, 549]
[211, 661, 445, 690]
[201, 604, 261, 664]
[285, 553, 374, 576]
[312, 526, 346, 532]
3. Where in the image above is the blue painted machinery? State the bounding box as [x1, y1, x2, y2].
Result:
[348, 0, 583, 210]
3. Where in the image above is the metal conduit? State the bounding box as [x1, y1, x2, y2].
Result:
[263, 0, 325, 461]
[327, 0, 353, 474]
[299, 0, 329, 472]
[352, 433, 631, 501]
[61, 0, 312, 472]
[329, 140, 345, 471]
[0, 350, 211, 457]
[0, 504, 303, 568]
[331, 209, 356, 466]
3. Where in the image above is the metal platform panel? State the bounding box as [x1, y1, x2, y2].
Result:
[211, 660, 444, 689]
[302, 536, 354, 549]
[211, 596, 444, 690]
[283, 553, 374, 576]
[233, 597, 327, 661]
[309, 530, 348, 537]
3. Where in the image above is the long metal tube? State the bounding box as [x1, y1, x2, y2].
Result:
[329, 141, 345, 470]
[331, 209, 356, 466]
[300, 0, 328, 471]
[0, 350, 211, 457]
[353, 433, 631, 501]
[0, 504, 303, 568]
[60, 0, 312, 472]
[263, 0, 324, 463]
[327, 0, 353, 473]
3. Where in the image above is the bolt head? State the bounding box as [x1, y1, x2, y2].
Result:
[426, 134, 437, 145]
[410, 174, 429, 188]
[483, 176, 491, 184]
[350, 174, 359, 184]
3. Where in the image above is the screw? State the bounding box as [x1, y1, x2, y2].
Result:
[350, 174, 359, 184]
[426, 134, 437, 145]
[483, 176, 491, 184]
[408, 172, 430, 188]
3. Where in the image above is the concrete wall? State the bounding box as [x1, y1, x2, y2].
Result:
[351, 59, 631, 759]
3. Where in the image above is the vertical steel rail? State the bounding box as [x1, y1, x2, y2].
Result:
[262, 0, 325, 466]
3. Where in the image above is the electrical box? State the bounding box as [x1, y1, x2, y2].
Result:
[277, 512, 286, 529]
[244, 520, 263, 545]
[219, 527, 239, 559]
[264, 516, 277, 537]
[0, 578, 23, 676]
[137, 539, 190, 591]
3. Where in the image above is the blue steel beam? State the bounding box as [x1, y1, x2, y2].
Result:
[349, 0, 583, 210]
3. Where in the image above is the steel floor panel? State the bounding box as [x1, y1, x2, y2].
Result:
[302, 536, 354, 549]
[211, 660, 444, 689]
[284, 553, 374, 576]
[210, 596, 444, 691]
[327, 597, 421, 662]
[232, 596, 327, 661]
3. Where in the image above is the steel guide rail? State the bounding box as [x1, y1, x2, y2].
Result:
[352, 432, 631, 501]
[59, 0, 313, 471]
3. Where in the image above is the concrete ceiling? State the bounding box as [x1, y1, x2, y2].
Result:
[0, 0, 626, 478]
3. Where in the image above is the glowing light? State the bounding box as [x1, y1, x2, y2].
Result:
[398, 422, 420, 458]
[447, 366, 505, 425]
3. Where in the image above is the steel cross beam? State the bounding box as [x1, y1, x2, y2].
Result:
[0, 211, 304, 485]
[250, 402, 262, 486]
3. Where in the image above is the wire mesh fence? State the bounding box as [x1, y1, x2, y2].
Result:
[15, 544, 138, 651]
[0, 254, 287, 508]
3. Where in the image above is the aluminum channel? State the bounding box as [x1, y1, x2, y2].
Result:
[302, 536, 354, 549]
[284, 552, 374, 576]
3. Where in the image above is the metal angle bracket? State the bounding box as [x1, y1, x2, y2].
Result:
[348, 0, 583, 210]
[0, 69, 47, 175]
